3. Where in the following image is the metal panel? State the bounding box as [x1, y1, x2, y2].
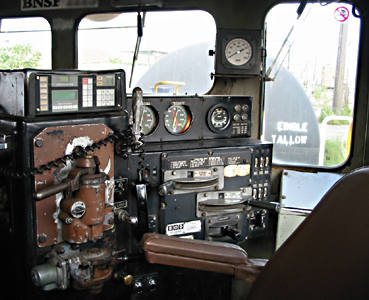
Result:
[276, 170, 344, 249]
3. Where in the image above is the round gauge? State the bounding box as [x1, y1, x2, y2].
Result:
[164, 105, 191, 135]
[211, 107, 229, 129]
[208, 105, 231, 133]
[140, 105, 158, 136]
[225, 38, 253, 66]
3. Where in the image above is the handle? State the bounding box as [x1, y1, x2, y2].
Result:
[33, 181, 70, 200]
[222, 226, 241, 240]
[248, 199, 281, 212]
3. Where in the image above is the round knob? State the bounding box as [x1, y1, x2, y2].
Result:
[123, 275, 133, 286]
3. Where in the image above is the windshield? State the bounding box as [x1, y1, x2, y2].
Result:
[78, 11, 216, 95]
[263, 3, 360, 168]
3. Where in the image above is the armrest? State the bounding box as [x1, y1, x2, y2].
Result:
[141, 233, 267, 283]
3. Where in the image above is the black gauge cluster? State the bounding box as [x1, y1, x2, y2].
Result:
[130, 96, 252, 143]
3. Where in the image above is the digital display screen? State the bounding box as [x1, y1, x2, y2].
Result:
[52, 90, 77, 101]
[52, 75, 78, 87]
[59, 76, 70, 83]
[52, 90, 78, 112]
[105, 77, 114, 86]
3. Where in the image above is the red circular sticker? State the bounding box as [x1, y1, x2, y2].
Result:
[334, 7, 350, 22]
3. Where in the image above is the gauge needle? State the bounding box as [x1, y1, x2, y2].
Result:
[140, 116, 151, 126]
[171, 108, 179, 127]
[228, 48, 246, 58]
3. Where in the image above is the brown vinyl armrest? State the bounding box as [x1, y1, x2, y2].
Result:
[141, 233, 267, 283]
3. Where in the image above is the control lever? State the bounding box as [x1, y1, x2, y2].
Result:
[132, 87, 149, 238]
[114, 208, 138, 224]
[135, 183, 149, 239]
[33, 155, 98, 200]
[158, 181, 176, 196]
[222, 226, 241, 240]
[248, 199, 281, 212]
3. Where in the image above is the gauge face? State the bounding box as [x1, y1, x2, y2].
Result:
[164, 105, 191, 135]
[211, 107, 230, 130]
[208, 105, 231, 133]
[225, 38, 253, 66]
[140, 105, 158, 136]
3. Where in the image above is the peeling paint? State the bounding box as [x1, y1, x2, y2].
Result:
[65, 136, 94, 155]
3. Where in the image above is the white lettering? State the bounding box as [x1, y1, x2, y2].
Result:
[276, 121, 308, 133]
[271, 135, 308, 146]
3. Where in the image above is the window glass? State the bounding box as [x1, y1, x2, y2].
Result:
[0, 17, 51, 69]
[263, 3, 360, 167]
[78, 11, 216, 95]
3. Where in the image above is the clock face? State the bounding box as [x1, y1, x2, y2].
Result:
[224, 38, 253, 66]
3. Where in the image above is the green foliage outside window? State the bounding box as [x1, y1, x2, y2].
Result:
[0, 44, 42, 69]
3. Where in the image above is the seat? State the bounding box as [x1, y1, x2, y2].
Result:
[247, 166, 369, 299]
[142, 167, 369, 299]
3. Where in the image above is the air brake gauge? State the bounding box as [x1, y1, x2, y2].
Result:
[216, 29, 262, 75]
[140, 105, 158, 136]
[164, 105, 192, 135]
[225, 38, 253, 66]
[208, 104, 230, 133]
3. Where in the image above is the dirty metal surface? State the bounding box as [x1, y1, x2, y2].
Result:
[33, 124, 115, 247]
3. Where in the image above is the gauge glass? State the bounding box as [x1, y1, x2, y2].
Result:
[140, 105, 158, 136]
[211, 107, 229, 130]
[225, 38, 252, 66]
[164, 105, 191, 134]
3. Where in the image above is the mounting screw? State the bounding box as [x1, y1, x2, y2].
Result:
[35, 138, 43, 147]
[134, 281, 143, 293]
[38, 234, 47, 244]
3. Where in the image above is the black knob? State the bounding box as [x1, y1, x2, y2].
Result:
[222, 226, 240, 240]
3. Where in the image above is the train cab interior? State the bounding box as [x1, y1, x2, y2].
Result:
[0, 0, 369, 299]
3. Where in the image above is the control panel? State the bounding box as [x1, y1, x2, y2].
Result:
[0, 69, 125, 117]
[130, 95, 252, 142]
[0, 70, 276, 300]
[129, 139, 274, 243]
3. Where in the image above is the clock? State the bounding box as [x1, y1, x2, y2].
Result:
[215, 29, 263, 75]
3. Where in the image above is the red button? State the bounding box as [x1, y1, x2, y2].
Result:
[83, 78, 88, 84]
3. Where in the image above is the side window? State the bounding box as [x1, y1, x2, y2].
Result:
[0, 17, 51, 69]
[78, 11, 216, 95]
[263, 3, 360, 167]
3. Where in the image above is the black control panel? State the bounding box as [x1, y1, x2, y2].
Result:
[0, 69, 274, 300]
[130, 95, 252, 142]
[125, 138, 273, 244]
[0, 69, 126, 117]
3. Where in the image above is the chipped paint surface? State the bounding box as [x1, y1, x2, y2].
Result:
[65, 136, 94, 155]
[33, 124, 114, 247]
